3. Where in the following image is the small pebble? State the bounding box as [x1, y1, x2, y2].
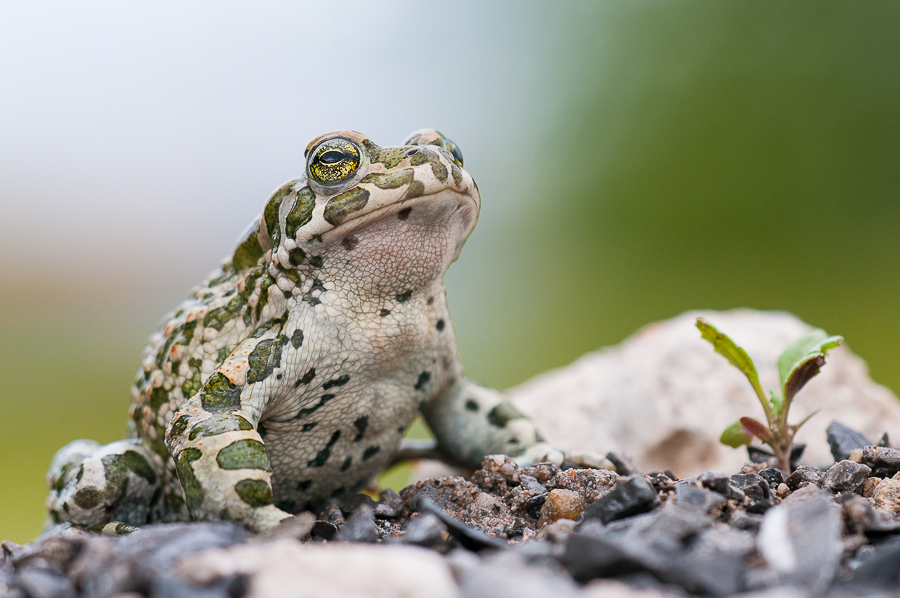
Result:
[538, 490, 582, 527]
[822, 460, 871, 493]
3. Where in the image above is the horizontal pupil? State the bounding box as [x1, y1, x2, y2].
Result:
[320, 150, 347, 164]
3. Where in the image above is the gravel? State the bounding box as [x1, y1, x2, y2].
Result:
[5, 423, 900, 598]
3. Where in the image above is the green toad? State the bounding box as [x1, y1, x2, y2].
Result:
[46, 129, 583, 532]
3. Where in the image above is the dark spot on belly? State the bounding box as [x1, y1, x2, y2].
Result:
[436, 319, 445, 331]
[395, 290, 412, 303]
[296, 480, 312, 491]
[294, 368, 316, 388]
[362, 445, 381, 461]
[301, 422, 318, 432]
[308, 430, 341, 467]
[288, 247, 306, 266]
[341, 235, 359, 251]
[353, 416, 369, 442]
[276, 499, 298, 513]
[276, 373, 283, 380]
[414, 371, 431, 391]
[398, 207, 412, 220]
[291, 330, 304, 349]
[340, 457, 352, 471]
[323, 374, 350, 390]
[309, 256, 324, 268]
[465, 399, 478, 412]
[427, 297, 434, 305]
[292, 393, 335, 420]
[379, 309, 390, 317]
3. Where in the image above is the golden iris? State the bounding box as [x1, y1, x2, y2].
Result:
[308, 139, 360, 183]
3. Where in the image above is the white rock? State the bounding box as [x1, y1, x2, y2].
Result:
[176, 539, 460, 598]
[510, 309, 900, 477]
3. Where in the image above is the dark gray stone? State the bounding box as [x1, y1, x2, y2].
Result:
[730, 473, 772, 513]
[525, 493, 549, 519]
[562, 508, 748, 595]
[758, 466, 785, 488]
[823, 460, 871, 493]
[69, 522, 247, 598]
[518, 475, 547, 496]
[605, 452, 639, 476]
[827, 421, 873, 462]
[14, 569, 75, 598]
[401, 512, 451, 551]
[582, 475, 660, 524]
[785, 465, 824, 490]
[674, 481, 726, 515]
[697, 471, 745, 501]
[311, 520, 338, 540]
[412, 495, 506, 552]
[861, 446, 900, 478]
[758, 490, 842, 592]
[336, 504, 379, 543]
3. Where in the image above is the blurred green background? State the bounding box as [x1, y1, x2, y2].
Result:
[2, 1, 899, 543]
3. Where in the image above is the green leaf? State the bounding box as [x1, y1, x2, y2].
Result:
[720, 420, 753, 448]
[777, 329, 842, 389]
[768, 389, 783, 417]
[780, 332, 843, 402]
[696, 318, 770, 416]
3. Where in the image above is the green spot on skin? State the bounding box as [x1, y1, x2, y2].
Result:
[149, 386, 169, 411]
[451, 163, 463, 186]
[189, 413, 254, 441]
[182, 358, 203, 398]
[103, 450, 157, 485]
[361, 168, 414, 189]
[288, 247, 306, 266]
[234, 479, 273, 508]
[368, 146, 407, 169]
[410, 150, 448, 182]
[176, 320, 198, 346]
[406, 180, 425, 199]
[324, 187, 370, 226]
[73, 488, 102, 509]
[232, 229, 266, 272]
[255, 276, 276, 320]
[176, 448, 204, 512]
[169, 416, 189, 439]
[204, 295, 247, 332]
[488, 402, 526, 428]
[264, 182, 296, 245]
[285, 187, 316, 240]
[247, 337, 283, 384]
[199, 372, 242, 412]
[217, 439, 272, 471]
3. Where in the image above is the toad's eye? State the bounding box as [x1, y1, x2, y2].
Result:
[309, 139, 361, 183]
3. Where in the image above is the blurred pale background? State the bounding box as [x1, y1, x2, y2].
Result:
[2, 2, 898, 542]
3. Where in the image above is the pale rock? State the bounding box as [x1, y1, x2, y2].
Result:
[176, 539, 460, 598]
[872, 474, 900, 515]
[510, 309, 900, 477]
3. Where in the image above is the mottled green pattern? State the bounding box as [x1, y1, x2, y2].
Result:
[234, 479, 273, 508]
[198, 372, 242, 412]
[362, 169, 414, 190]
[285, 187, 315, 240]
[246, 337, 283, 384]
[216, 439, 271, 471]
[410, 149, 448, 182]
[188, 413, 253, 441]
[324, 187, 370, 225]
[175, 448, 204, 511]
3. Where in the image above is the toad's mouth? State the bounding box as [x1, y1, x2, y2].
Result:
[314, 188, 480, 248]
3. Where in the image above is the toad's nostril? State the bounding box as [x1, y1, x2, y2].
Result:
[404, 148, 419, 157]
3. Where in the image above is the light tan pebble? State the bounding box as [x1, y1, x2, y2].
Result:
[860, 477, 882, 498]
[872, 476, 900, 514]
[538, 489, 582, 527]
[776, 483, 790, 498]
[848, 448, 864, 463]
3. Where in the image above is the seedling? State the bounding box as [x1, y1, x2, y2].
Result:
[696, 317, 843, 473]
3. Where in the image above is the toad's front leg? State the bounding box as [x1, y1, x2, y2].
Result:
[165, 330, 293, 532]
